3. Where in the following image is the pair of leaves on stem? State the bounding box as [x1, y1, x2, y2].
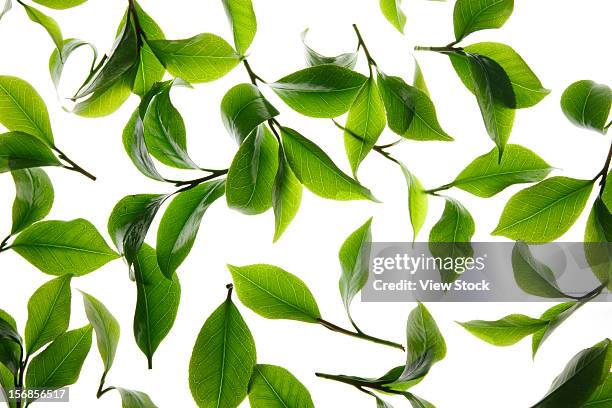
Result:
[189, 286, 314, 408]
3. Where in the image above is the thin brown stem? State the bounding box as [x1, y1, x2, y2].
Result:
[242, 59, 265, 85]
[53, 147, 97, 181]
[595, 141, 612, 193]
[352, 24, 377, 75]
[317, 319, 404, 351]
[414, 45, 462, 54]
[173, 169, 228, 190]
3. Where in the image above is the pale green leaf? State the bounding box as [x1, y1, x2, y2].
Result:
[21, 3, 63, 52]
[272, 148, 302, 242]
[301, 29, 357, 69]
[453, 0, 514, 41]
[81, 291, 120, 374]
[248, 364, 315, 408]
[222, 0, 257, 55]
[400, 164, 428, 241]
[459, 314, 547, 346]
[0, 132, 60, 173]
[512, 242, 567, 298]
[379, 0, 406, 33]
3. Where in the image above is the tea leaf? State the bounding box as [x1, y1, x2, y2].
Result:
[400, 164, 428, 242]
[0, 310, 22, 376]
[122, 110, 165, 181]
[301, 29, 357, 69]
[459, 314, 547, 346]
[512, 242, 566, 298]
[21, 3, 63, 52]
[31, 0, 86, 9]
[81, 291, 120, 374]
[585, 198, 612, 289]
[248, 364, 315, 408]
[0, 132, 60, 173]
[532, 302, 582, 357]
[117, 388, 159, 408]
[453, 0, 514, 42]
[10, 168, 54, 234]
[585, 373, 612, 408]
[272, 148, 302, 242]
[379, 0, 406, 33]
[561, 80, 612, 134]
[222, 0, 257, 55]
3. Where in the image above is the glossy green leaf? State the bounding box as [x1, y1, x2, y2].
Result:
[493, 177, 594, 242]
[585, 373, 612, 408]
[157, 179, 225, 277]
[561, 80, 612, 134]
[72, 66, 136, 118]
[270, 65, 367, 118]
[459, 314, 547, 346]
[25, 275, 72, 355]
[11, 219, 119, 276]
[220, 83, 279, 144]
[189, 288, 256, 408]
[0, 132, 60, 173]
[338, 218, 372, 330]
[10, 168, 54, 234]
[344, 78, 386, 175]
[281, 127, 376, 201]
[0, 362, 16, 408]
[150, 34, 240, 83]
[133, 244, 181, 369]
[603, 176, 612, 213]
[377, 72, 452, 141]
[49, 38, 98, 92]
[31, 0, 86, 9]
[108, 193, 169, 269]
[450, 43, 549, 108]
[122, 110, 165, 181]
[532, 302, 582, 357]
[248, 364, 315, 408]
[0, 310, 21, 376]
[449, 144, 553, 197]
[228, 264, 321, 323]
[512, 242, 566, 298]
[301, 29, 357, 69]
[453, 0, 514, 41]
[131, 3, 165, 96]
[222, 0, 256, 55]
[531, 339, 612, 408]
[21, 3, 63, 52]
[379, 0, 406, 33]
[227, 126, 278, 214]
[25, 325, 93, 396]
[0, 76, 54, 144]
[400, 164, 428, 242]
[413, 58, 429, 97]
[585, 198, 612, 289]
[81, 291, 120, 374]
[117, 388, 159, 408]
[272, 148, 302, 242]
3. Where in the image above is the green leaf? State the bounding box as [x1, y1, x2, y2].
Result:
[459, 314, 547, 346]
[450, 43, 549, 108]
[0, 132, 60, 173]
[532, 302, 582, 357]
[604, 176, 612, 213]
[248, 364, 315, 408]
[377, 71, 452, 141]
[25, 325, 93, 397]
[122, 110, 165, 181]
[11, 219, 119, 276]
[25, 275, 72, 355]
[117, 388, 159, 408]
[31, 0, 87, 10]
[10, 168, 54, 234]
[0, 310, 22, 376]
[449, 144, 553, 197]
[130, 3, 165, 96]
[189, 287, 256, 408]
[150, 34, 240, 83]
[21, 3, 63, 52]
[585, 198, 612, 289]
[227, 126, 278, 214]
[400, 164, 428, 242]
[413, 58, 429, 97]
[0, 76, 54, 144]
[512, 242, 567, 298]
[272, 148, 302, 242]
[222, 0, 257, 55]
[379, 0, 406, 33]
[281, 127, 376, 201]
[81, 291, 120, 374]
[453, 0, 514, 41]
[49, 39, 98, 92]
[270, 65, 367, 118]
[73, 67, 135, 118]
[531, 339, 612, 408]
[429, 197, 475, 283]
[493, 177, 594, 242]
[133, 244, 181, 369]
[338, 218, 372, 330]
[561, 80, 612, 134]
[344, 78, 386, 175]
[585, 373, 612, 408]
[228, 264, 321, 323]
[220, 83, 279, 144]
[108, 194, 169, 269]
[157, 179, 225, 277]
[0, 362, 16, 408]
[301, 29, 357, 69]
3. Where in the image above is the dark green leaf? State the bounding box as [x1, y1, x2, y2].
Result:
[0, 76, 54, 144]
[21, 3, 63, 52]
[585, 198, 612, 289]
[150, 34, 240, 83]
[0, 362, 16, 408]
[227, 126, 278, 214]
[453, 0, 514, 41]
[220, 83, 279, 144]
[493, 177, 594, 242]
[0, 310, 21, 376]
[130, 2, 165, 96]
[122, 110, 165, 181]
[157, 179, 225, 277]
[31, 0, 86, 9]
[272, 147, 302, 242]
[11, 168, 54, 234]
[270, 65, 367, 118]
[532, 302, 582, 357]
[133, 244, 181, 369]
[449, 144, 553, 197]
[531, 339, 612, 408]
[11, 219, 119, 276]
[0, 132, 60, 173]
[459, 314, 547, 346]
[301, 29, 357, 69]
[281, 127, 376, 201]
[222, 0, 257, 55]
[400, 164, 428, 241]
[248, 364, 315, 408]
[81, 291, 120, 374]
[25, 275, 72, 355]
[189, 288, 256, 408]
[585, 373, 612, 407]
[561, 80, 612, 134]
[228, 264, 321, 323]
[512, 242, 566, 298]
[379, 0, 406, 33]
[117, 388, 159, 408]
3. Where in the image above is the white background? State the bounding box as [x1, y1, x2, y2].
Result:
[1, 0, 611, 407]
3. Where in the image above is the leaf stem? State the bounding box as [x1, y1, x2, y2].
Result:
[331, 119, 400, 164]
[53, 147, 97, 181]
[317, 318, 404, 351]
[594, 140, 612, 194]
[15, 354, 29, 408]
[424, 182, 454, 195]
[0, 234, 11, 252]
[352, 24, 377, 75]
[414, 45, 462, 54]
[173, 169, 228, 191]
[315, 371, 406, 395]
[242, 59, 266, 85]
